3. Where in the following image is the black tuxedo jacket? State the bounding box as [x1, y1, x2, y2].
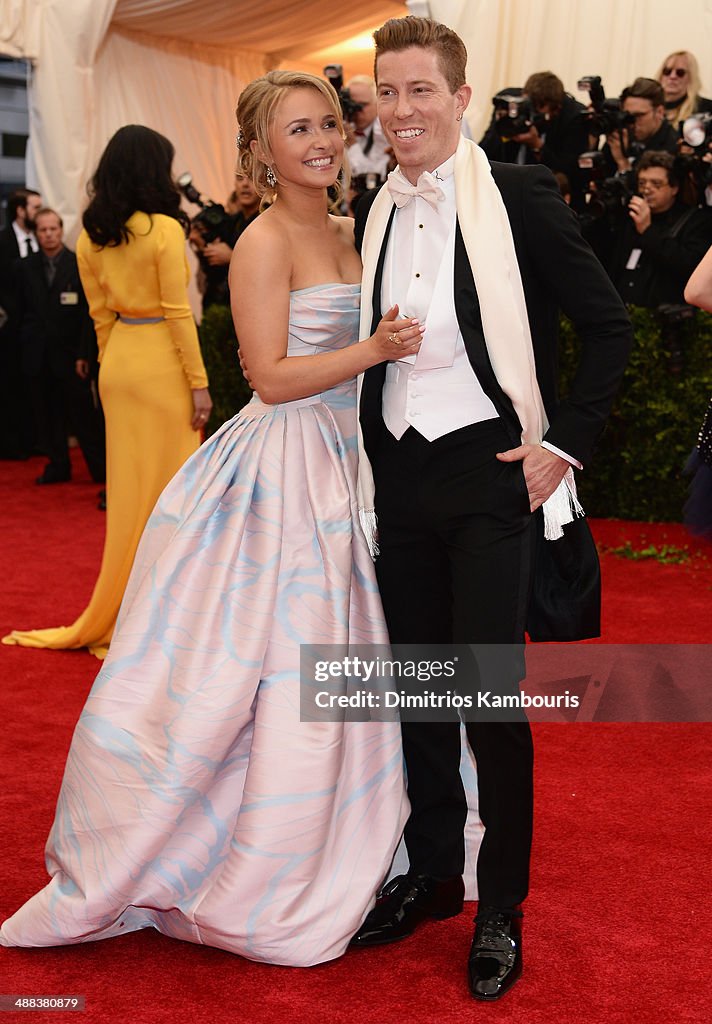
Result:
[355, 161, 633, 468]
[18, 247, 94, 379]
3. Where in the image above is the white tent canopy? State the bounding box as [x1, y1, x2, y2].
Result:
[433, 0, 712, 143]
[1, 0, 711, 241]
[0, 0, 408, 237]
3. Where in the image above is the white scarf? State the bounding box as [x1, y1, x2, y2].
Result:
[356, 136, 582, 556]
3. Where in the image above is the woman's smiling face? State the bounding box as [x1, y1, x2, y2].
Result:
[267, 87, 344, 193]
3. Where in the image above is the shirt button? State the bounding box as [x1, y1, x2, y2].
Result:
[418, 224, 424, 229]
[415, 272, 420, 278]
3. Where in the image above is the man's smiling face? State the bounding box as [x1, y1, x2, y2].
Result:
[376, 46, 470, 183]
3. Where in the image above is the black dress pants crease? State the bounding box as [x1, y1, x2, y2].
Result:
[29, 370, 106, 483]
[372, 418, 535, 910]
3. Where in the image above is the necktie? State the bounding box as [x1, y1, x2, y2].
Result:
[23, 237, 32, 258]
[386, 170, 445, 211]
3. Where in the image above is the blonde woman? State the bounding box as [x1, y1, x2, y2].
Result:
[0, 72, 420, 965]
[655, 50, 712, 126]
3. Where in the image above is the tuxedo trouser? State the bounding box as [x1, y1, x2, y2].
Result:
[29, 369, 106, 482]
[371, 418, 535, 910]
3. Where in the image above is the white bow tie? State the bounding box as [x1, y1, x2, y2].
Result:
[386, 170, 445, 211]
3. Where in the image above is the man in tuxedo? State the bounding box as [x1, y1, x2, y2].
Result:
[350, 16, 633, 1000]
[0, 188, 42, 458]
[18, 208, 105, 485]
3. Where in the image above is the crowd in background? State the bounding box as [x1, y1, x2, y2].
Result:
[1, 49, 711, 499]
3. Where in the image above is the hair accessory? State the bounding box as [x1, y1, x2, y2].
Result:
[236, 129, 245, 149]
[266, 166, 277, 188]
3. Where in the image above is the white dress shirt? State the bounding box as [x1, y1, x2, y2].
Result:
[380, 153, 582, 468]
[381, 153, 497, 441]
[347, 118, 391, 180]
[12, 221, 38, 257]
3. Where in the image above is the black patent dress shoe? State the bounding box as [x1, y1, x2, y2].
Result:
[350, 873, 465, 947]
[468, 908, 523, 1000]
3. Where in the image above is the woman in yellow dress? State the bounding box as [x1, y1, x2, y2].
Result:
[3, 125, 211, 658]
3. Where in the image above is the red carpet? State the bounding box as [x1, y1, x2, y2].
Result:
[1, 451, 711, 1023]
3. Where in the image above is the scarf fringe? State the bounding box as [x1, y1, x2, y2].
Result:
[542, 467, 585, 540]
[359, 507, 380, 558]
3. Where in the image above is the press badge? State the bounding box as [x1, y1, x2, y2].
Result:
[60, 291, 79, 305]
[625, 249, 642, 271]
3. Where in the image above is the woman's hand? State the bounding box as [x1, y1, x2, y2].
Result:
[191, 387, 213, 430]
[369, 304, 425, 363]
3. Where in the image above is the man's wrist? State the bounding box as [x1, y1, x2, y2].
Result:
[541, 441, 582, 471]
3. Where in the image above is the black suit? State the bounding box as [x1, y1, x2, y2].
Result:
[18, 247, 105, 482]
[355, 162, 632, 907]
[0, 226, 34, 457]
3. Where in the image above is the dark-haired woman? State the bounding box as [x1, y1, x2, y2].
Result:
[3, 125, 211, 658]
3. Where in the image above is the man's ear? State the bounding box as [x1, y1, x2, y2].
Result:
[455, 84, 472, 120]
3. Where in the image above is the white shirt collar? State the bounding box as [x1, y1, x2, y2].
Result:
[431, 152, 456, 183]
[12, 221, 33, 244]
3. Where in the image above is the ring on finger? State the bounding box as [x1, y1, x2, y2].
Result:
[388, 332, 402, 346]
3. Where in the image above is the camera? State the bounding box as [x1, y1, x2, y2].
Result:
[323, 65, 363, 122]
[682, 112, 712, 152]
[176, 172, 234, 245]
[675, 114, 712, 196]
[578, 151, 635, 225]
[491, 91, 544, 139]
[577, 76, 636, 136]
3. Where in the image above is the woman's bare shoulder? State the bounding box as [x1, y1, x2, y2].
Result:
[233, 208, 284, 258]
[231, 208, 291, 285]
[330, 213, 356, 241]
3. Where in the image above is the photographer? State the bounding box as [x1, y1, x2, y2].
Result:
[608, 151, 712, 306]
[603, 77, 678, 177]
[479, 74, 590, 198]
[182, 173, 260, 311]
[340, 74, 393, 214]
[344, 76, 391, 180]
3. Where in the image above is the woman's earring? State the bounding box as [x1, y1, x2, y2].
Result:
[456, 112, 463, 122]
[266, 166, 276, 188]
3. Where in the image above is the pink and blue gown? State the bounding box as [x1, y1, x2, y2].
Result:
[0, 284, 408, 966]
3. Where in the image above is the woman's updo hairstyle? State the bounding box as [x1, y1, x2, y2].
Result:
[236, 70, 348, 208]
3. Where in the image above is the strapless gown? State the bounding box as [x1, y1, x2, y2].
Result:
[0, 284, 408, 966]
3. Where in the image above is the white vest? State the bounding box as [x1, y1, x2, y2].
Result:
[381, 207, 497, 442]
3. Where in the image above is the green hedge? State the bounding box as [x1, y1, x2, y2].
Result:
[199, 303, 253, 437]
[199, 300, 712, 522]
[558, 306, 712, 521]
